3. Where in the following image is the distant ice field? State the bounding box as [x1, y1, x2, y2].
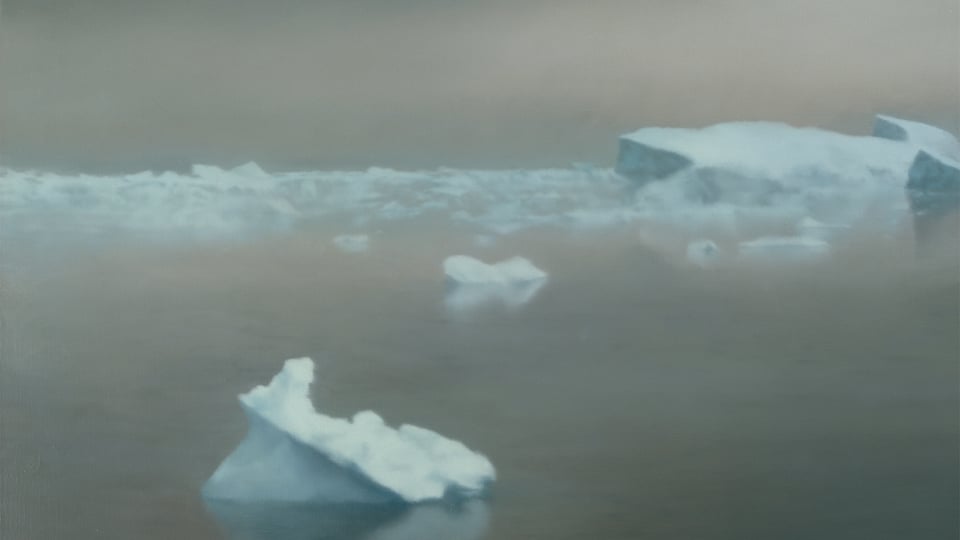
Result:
[0, 162, 909, 240]
[3, 116, 955, 250]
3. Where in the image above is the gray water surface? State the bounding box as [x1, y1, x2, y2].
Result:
[1, 224, 957, 539]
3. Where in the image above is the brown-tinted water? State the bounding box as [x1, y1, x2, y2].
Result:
[1, 223, 957, 539]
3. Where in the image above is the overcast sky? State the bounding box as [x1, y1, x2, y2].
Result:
[2, 0, 958, 172]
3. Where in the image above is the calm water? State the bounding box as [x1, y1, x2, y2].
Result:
[1, 221, 957, 539]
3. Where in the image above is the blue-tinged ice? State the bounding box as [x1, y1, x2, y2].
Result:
[202, 358, 495, 504]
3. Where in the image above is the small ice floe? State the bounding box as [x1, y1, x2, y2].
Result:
[444, 255, 547, 285]
[738, 235, 830, 260]
[443, 255, 548, 311]
[203, 358, 495, 505]
[333, 234, 370, 253]
[686, 239, 721, 267]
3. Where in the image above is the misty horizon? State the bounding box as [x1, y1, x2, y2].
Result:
[2, 4, 959, 538]
[2, 0, 959, 174]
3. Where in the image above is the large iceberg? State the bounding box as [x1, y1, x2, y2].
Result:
[202, 358, 495, 504]
[873, 115, 960, 162]
[904, 151, 960, 252]
[906, 151, 960, 212]
[616, 121, 915, 195]
[872, 115, 960, 249]
[615, 116, 960, 240]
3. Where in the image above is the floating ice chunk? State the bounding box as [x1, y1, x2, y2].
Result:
[442, 256, 548, 311]
[686, 239, 720, 267]
[443, 255, 547, 285]
[615, 120, 934, 231]
[738, 236, 830, 260]
[873, 115, 960, 161]
[333, 234, 370, 253]
[202, 358, 495, 504]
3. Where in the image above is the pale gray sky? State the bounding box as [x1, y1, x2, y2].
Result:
[2, 0, 958, 172]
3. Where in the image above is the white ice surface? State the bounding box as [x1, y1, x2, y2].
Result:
[614, 117, 958, 236]
[203, 358, 495, 504]
[873, 115, 960, 162]
[621, 121, 914, 181]
[442, 256, 548, 312]
[443, 256, 547, 285]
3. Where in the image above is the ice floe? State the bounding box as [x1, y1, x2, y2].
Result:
[442, 256, 548, 311]
[202, 358, 495, 504]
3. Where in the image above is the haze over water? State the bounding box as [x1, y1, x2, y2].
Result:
[1, 1, 959, 539]
[2, 0, 958, 173]
[0, 219, 957, 539]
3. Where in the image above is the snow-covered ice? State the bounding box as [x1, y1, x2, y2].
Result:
[442, 256, 548, 311]
[615, 116, 960, 232]
[617, 121, 915, 188]
[202, 358, 495, 504]
[616, 121, 915, 229]
[333, 234, 371, 253]
[873, 115, 960, 162]
[443, 255, 547, 285]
